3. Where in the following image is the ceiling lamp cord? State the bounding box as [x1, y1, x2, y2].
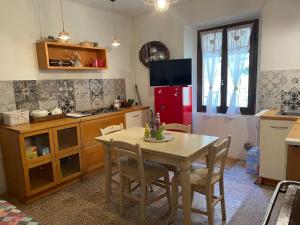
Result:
[58, 0, 70, 42]
[60, 0, 66, 32]
[111, 0, 120, 47]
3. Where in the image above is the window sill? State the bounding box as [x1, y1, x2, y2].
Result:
[194, 111, 256, 119]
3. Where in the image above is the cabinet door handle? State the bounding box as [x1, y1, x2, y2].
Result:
[270, 126, 289, 130]
[132, 115, 140, 118]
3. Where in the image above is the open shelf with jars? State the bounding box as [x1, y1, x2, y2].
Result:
[36, 41, 108, 71]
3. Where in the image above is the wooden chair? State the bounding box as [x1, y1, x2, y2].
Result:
[162, 123, 192, 133]
[111, 139, 171, 225]
[100, 123, 124, 185]
[171, 136, 231, 225]
[100, 123, 124, 136]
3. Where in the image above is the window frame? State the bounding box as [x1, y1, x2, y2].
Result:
[197, 19, 259, 115]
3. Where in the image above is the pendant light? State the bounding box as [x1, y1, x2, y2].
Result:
[58, 0, 70, 42]
[144, 0, 178, 12]
[111, 0, 120, 47]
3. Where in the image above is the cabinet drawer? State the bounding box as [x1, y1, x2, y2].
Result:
[125, 110, 148, 128]
[82, 143, 104, 174]
[80, 115, 125, 146]
[259, 119, 294, 180]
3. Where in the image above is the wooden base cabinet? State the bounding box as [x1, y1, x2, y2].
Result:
[286, 145, 300, 181]
[0, 107, 148, 202]
[82, 143, 104, 174]
[0, 122, 83, 202]
[80, 114, 125, 174]
[259, 119, 294, 181]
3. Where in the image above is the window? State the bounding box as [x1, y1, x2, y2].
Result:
[197, 19, 259, 115]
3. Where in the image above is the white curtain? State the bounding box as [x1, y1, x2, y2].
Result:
[201, 30, 222, 116]
[226, 25, 252, 117]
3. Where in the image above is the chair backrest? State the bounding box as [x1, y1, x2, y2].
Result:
[206, 135, 231, 185]
[162, 123, 192, 133]
[100, 123, 124, 136]
[110, 139, 146, 184]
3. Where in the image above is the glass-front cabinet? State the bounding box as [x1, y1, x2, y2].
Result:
[21, 129, 54, 163]
[57, 151, 82, 182]
[27, 161, 57, 195]
[53, 123, 81, 155]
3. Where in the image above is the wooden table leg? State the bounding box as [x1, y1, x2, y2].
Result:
[104, 144, 112, 202]
[180, 160, 191, 225]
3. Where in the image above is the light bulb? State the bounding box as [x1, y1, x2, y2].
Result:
[112, 38, 120, 47]
[154, 0, 169, 12]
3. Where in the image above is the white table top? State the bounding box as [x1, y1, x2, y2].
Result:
[95, 127, 219, 160]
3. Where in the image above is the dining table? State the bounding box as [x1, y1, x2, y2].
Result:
[95, 127, 219, 225]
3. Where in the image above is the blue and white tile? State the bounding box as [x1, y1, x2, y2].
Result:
[0, 81, 15, 106]
[89, 79, 103, 97]
[57, 80, 75, 99]
[0, 104, 17, 113]
[74, 80, 90, 99]
[13, 80, 38, 110]
[39, 100, 58, 111]
[114, 79, 126, 99]
[258, 70, 300, 111]
[75, 97, 91, 112]
[103, 79, 115, 96]
[90, 96, 104, 109]
[37, 80, 57, 101]
[58, 96, 76, 113]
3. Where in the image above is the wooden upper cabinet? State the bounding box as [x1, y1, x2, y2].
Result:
[36, 41, 108, 70]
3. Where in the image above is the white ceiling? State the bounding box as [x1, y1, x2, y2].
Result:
[67, 0, 193, 17]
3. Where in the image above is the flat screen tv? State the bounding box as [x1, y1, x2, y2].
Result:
[150, 59, 192, 86]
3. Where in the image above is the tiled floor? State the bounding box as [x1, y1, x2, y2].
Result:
[5, 161, 277, 225]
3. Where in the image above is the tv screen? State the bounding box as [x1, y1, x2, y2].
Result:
[150, 59, 192, 86]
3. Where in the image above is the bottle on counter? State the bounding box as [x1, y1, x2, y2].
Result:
[154, 112, 161, 130]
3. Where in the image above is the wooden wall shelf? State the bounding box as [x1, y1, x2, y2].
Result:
[36, 41, 108, 71]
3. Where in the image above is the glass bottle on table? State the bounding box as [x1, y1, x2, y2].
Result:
[155, 112, 161, 130]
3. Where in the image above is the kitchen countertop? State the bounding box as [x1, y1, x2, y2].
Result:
[261, 109, 300, 145]
[0, 106, 149, 134]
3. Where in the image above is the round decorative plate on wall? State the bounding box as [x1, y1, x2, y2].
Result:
[139, 41, 170, 68]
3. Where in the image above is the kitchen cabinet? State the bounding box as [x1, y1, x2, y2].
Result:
[259, 119, 294, 181]
[286, 145, 300, 181]
[125, 109, 149, 128]
[36, 41, 107, 70]
[0, 106, 148, 202]
[80, 114, 125, 174]
[0, 120, 82, 202]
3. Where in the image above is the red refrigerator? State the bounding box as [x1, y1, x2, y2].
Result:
[154, 86, 192, 126]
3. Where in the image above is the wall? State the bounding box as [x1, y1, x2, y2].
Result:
[0, 0, 135, 194]
[134, 0, 265, 159]
[260, 0, 300, 71]
[258, 0, 300, 111]
[0, 0, 135, 98]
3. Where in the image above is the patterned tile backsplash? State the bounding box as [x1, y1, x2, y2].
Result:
[257, 70, 300, 112]
[0, 79, 126, 113]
